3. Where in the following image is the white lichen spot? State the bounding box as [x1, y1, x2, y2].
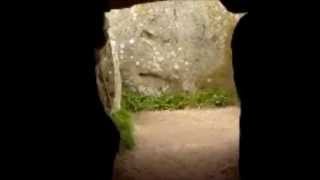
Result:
[153, 63, 162, 72]
[158, 57, 164, 62]
[136, 61, 140, 66]
[155, 51, 160, 55]
[130, 56, 134, 59]
[178, 47, 183, 51]
[207, 78, 212, 83]
[131, 7, 138, 21]
[110, 40, 116, 46]
[174, 64, 180, 70]
[120, 44, 125, 49]
[185, 61, 190, 66]
[129, 39, 135, 44]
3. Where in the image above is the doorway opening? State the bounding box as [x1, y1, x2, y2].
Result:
[97, 1, 241, 180]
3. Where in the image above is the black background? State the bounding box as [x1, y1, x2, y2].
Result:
[2, 0, 319, 179]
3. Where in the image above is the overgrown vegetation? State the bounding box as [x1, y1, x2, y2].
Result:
[122, 89, 236, 112]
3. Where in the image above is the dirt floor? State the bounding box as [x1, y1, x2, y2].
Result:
[113, 106, 240, 180]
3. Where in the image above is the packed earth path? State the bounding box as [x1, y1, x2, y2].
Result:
[113, 106, 240, 180]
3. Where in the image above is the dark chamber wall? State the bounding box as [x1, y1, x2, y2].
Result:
[110, 0, 165, 9]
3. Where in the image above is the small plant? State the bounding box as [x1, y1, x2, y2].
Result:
[111, 109, 135, 150]
[190, 89, 232, 107]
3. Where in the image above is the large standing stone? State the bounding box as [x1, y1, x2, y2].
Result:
[100, 0, 238, 96]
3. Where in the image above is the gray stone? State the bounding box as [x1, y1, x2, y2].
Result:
[100, 0, 238, 96]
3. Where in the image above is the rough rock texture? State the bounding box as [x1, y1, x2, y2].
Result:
[100, 0, 238, 96]
[97, 41, 114, 112]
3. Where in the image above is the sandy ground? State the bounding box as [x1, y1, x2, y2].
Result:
[113, 106, 240, 180]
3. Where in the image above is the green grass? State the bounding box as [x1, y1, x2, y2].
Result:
[122, 89, 236, 112]
[111, 109, 135, 150]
